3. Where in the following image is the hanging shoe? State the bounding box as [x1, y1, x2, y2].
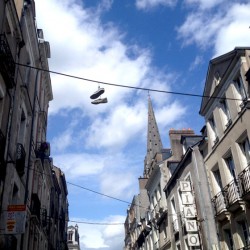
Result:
[91, 97, 108, 105]
[90, 87, 105, 99]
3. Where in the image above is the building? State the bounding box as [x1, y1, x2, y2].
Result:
[199, 47, 250, 250]
[67, 225, 80, 250]
[0, 0, 68, 249]
[124, 97, 208, 249]
[124, 47, 250, 249]
[163, 131, 219, 249]
[124, 177, 150, 249]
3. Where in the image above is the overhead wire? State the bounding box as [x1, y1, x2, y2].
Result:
[18, 162, 145, 208]
[3, 162, 183, 227]
[10, 63, 232, 226]
[15, 62, 242, 101]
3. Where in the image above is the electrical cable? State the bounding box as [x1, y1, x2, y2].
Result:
[17, 162, 146, 209]
[66, 181, 131, 205]
[10, 162, 181, 217]
[67, 220, 123, 225]
[15, 62, 243, 101]
[2, 162, 184, 226]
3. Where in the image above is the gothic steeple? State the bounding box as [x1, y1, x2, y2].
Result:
[144, 95, 163, 177]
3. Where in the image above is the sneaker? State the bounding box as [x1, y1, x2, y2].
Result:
[90, 87, 105, 99]
[91, 97, 108, 105]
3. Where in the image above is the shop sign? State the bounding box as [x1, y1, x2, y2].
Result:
[188, 234, 200, 246]
[5, 205, 26, 234]
[180, 181, 200, 247]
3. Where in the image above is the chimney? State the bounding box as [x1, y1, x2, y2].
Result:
[169, 129, 194, 160]
[138, 177, 148, 190]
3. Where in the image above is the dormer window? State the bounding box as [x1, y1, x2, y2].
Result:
[214, 71, 221, 86]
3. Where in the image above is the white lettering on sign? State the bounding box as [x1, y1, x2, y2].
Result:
[186, 220, 198, 232]
[188, 234, 200, 246]
[181, 192, 194, 205]
[184, 207, 196, 218]
[180, 179, 200, 247]
[180, 181, 191, 192]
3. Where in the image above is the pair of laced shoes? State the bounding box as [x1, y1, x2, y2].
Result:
[90, 87, 108, 104]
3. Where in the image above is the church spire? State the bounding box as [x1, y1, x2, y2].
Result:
[144, 95, 163, 176]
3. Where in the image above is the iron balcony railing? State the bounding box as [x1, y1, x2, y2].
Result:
[238, 165, 250, 197]
[0, 34, 15, 88]
[238, 244, 250, 250]
[212, 191, 227, 215]
[16, 143, 26, 176]
[212, 179, 241, 216]
[223, 179, 240, 206]
[35, 141, 50, 159]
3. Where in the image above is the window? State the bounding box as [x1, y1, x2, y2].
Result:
[240, 137, 250, 166]
[213, 168, 223, 191]
[171, 197, 179, 232]
[220, 98, 231, 128]
[208, 115, 218, 145]
[238, 220, 250, 247]
[18, 108, 27, 145]
[235, 75, 247, 101]
[224, 229, 234, 250]
[156, 184, 161, 202]
[68, 231, 73, 242]
[177, 188, 184, 213]
[11, 184, 19, 205]
[225, 155, 237, 180]
[162, 220, 168, 239]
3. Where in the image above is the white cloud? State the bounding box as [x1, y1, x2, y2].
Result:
[189, 55, 204, 71]
[36, 0, 152, 116]
[69, 215, 125, 249]
[184, 0, 225, 9]
[100, 171, 138, 199]
[53, 153, 106, 178]
[53, 151, 140, 199]
[85, 102, 147, 150]
[136, 0, 177, 10]
[177, 2, 250, 57]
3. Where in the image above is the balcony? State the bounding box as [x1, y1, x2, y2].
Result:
[223, 179, 241, 211]
[212, 179, 243, 219]
[238, 165, 250, 200]
[35, 141, 50, 160]
[16, 143, 26, 176]
[212, 191, 227, 216]
[0, 34, 15, 88]
[239, 244, 250, 250]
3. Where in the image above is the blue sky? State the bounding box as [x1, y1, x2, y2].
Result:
[35, 0, 250, 249]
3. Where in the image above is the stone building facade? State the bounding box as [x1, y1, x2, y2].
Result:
[0, 0, 68, 249]
[200, 47, 250, 250]
[67, 224, 80, 250]
[124, 48, 250, 249]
